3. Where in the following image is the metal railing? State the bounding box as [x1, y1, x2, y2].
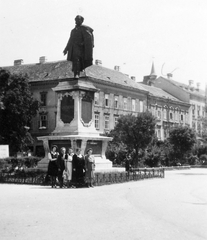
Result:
[0, 167, 165, 186]
[94, 168, 164, 186]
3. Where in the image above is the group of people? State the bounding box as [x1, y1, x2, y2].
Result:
[47, 145, 95, 188]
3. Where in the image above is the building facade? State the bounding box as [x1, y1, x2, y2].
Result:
[142, 65, 190, 140]
[153, 75, 207, 138]
[3, 58, 194, 155]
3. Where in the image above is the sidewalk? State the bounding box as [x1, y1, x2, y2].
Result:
[0, 168, 206, 240]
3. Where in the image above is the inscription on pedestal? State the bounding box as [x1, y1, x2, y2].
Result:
[81, 92, 93, 124]
[61, 95, 74, 123]
[85, 140, 102, 155]
[49, 140, 72, 151]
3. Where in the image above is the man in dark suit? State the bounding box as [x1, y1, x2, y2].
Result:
[57, 147, 66, 188]
[63, 15, 94, 78]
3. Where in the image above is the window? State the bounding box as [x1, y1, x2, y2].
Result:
[157, 110, 161, 119]
[139, 100, 143, 112]
[180, 114, 183, 121]
[104, 115, 110, 129]
[154, 108, 157, 117]
[132, 99, 136, 111]
[164, 130, 167, 138]
[114, 96, 118, 109]
[114, 116, 119, 126]
[123, 97, 127, 110]
[185, 112, 188, 123]
[94, 92, 99, 105]
[105, 94, 109, 107]
[175, 111, 178, 121]
[163, 108, 167, 120]
[198, 123, 201, 130]
[95, 114, 100, 130]
[192, 122, 196, 129]
[151, 106, 154, 116]
[40, 92, 47, 106]
[39, 115, 47, 129]
[157, 129, 161, 139]
[197, 105, 200, 117]
[169, 112, 173, 120]
[192, 104, 195, 116]
[202, 107, 205, 117]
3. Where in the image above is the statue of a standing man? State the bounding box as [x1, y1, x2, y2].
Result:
[63, 15, 94, 79]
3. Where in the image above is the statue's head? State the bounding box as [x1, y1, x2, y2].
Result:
[75, 15, 84, 26]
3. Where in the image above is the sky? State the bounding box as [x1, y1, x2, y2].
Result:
[0, 0, 207, 90]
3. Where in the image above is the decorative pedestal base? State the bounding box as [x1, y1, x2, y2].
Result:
[37, 134, 113, 172]
[37, 78, 116, 173]
[37, 156, 114, 172]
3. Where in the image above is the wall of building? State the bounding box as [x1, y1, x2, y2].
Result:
[190, 98, 206, 135]
[147, 97, 190, 140]
[28, 77, 195, 155]
[91, 83, 147, 134]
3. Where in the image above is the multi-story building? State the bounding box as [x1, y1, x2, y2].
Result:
[141, 63, 190, 140]
[152, 71, 207, 138]
[3, 58, 192, 154]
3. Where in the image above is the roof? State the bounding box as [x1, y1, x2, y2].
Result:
[2, 60, 147, 92]
[2, 60, 74, 82]
[158, 76, 205, 97]
[85, 64, 147, 91]
[140, 83, 182, 102]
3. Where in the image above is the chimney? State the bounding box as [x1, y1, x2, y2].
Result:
[196, 82, 200, 91]
[114, 66, 120, 71]
[95, 59, 102, 66]
[14, 59, 23, 66]
[189, 80, 194, 87]
[167, 73, 173, 79]
[39, 56, 47, 64]
[131, 76, 136, 81]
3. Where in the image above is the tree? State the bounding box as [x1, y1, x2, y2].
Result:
[143, 137, 165, 167]
[109, 112, 156, 167]
[0, 68, 39, 155]
[201, 117, 207, 142]
[105, 141, 127, 165]
[169, 126, 196, 163]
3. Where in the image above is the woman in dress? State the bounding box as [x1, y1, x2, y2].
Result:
[57, 147, 66, 188]
[47, 145, 59, 188]
[65, 148, 74, 188]
[85, 148, 95, 188]
[72, 148, 85, 187]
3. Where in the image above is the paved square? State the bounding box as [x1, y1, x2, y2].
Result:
[0, 168, 206, 240]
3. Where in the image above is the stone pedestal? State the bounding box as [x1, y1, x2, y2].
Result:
[37, 77, 114, 172]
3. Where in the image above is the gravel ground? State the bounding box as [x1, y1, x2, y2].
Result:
[0, 168, 207, 240]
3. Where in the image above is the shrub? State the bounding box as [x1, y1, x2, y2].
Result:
[0, 156, 41, 172]
[199, 154, 207, 165]
[187, 154, 200, 165]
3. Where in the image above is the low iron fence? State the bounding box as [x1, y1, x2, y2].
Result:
[0, 167, 165, 186]
[0, 171, 45, 185]
[95, 168, 164, 186]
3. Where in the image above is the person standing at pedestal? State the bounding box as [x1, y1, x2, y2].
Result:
[65, 148, 74, 188]
[85, 148, 95, 188]
[57, 147, 66, 188]
[47, 145, 59, 188]
[63, 15, 94, 79]
[73, 148, 85, 187]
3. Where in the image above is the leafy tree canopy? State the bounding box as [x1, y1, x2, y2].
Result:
[201, 117, 207, 142]
[109, 112, 156, 166]
[0, 68, 39, 154]
[169, 126, 196, 160]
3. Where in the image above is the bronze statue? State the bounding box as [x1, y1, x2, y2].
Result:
[63, 15, 94, 79]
